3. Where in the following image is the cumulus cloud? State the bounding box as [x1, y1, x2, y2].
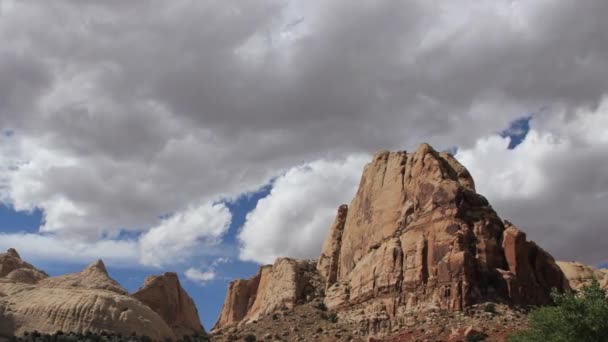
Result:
[0, 0, 606, 265]
[0, 233, 139, 267]
[184, 257, 230, 285]
[457, 99, 608, 264]
[239, 155, 369, 264]
[185, 268, 217, 284]
[139, 202, 232, 267]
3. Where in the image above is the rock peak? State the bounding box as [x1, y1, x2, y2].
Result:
[6, 248, 21, 259]
[133, 272, 206, 336]
[84, 259, 108, 274]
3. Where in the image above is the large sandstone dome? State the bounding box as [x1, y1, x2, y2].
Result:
[214, 144, 571, 335]
[0, 249, 204, 340]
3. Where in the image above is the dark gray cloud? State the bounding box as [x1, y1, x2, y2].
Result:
[0, 0, 606, 263]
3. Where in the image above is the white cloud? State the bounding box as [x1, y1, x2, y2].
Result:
[184, 268, 217, 284]
[238, 154, 369, 264]
[139, 202, 232, 267]
[0, 233, 139, 267]
[457, 99, 608, 264]
[0, 0, 606, 269]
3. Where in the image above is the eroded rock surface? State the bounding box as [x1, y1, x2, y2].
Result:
[213, 258, 322, 331]
[557, 261, 608, 290]
[319, 145, 568, 335]
[0, 249, 48, 284]
[39, 260, 127, 295]
[0, 250, 186, 340]
[132, 272, 205, 338]
[214, 144, 570, 337]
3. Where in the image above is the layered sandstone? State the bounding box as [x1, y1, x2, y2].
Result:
[313, 144, 570, 335]
[39, 260, 127, 295]
[213, 258, 322, 330]
[557, 261, 608, 290]
[0, 249, 48, 284]
[0, 251, 181, 340]
[132, 272, 205, 338]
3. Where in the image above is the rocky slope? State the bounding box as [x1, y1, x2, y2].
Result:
[557, 261, 608, 290]
[0, 249, 205, 340]
[132, 272, 206, 337]
[213, 258, 323, 330]
[214, 144, 569, 338]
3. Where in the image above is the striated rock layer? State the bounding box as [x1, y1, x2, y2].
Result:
[132, 272, 205, 338]
[213, 258, 322, 330]
[0, 249, 48, 284]
[557, 261, 608, 290]
[0, 251, 197, 340]
[318, 144, 568, 334]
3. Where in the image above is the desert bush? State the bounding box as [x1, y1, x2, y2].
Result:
[508, 279, 608, 342]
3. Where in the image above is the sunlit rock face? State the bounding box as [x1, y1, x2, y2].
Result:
[318, 144, 568, 333]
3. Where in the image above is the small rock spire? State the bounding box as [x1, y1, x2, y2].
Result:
[7, 248, 21, 259]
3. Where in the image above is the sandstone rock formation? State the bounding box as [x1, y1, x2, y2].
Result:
[39, 260, 128, 295]
[0, 250, 180, 340]
[214, 144, 569, 336]
[557, 261, 608, 290]
[0, 249, 48, 284]
[320, 145, 568, 320]
[213, 258, 322, 330]
[132, 272, 205, 338]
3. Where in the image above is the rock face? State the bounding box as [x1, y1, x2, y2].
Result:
[0, 251, 180, 340]
[0, 249, 48, 284]
[39, 260, 128, 295]
[557, 261, 608, 290]
[213, 258, 322, 330]
[320, 144, 568, 323]
[132, 272, 205, 338]
[213, 144, 570, 336]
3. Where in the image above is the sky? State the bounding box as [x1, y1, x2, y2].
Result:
[1, 0, 608, 330]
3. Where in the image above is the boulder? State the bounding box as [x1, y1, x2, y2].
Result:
[132, 272, 205, 338]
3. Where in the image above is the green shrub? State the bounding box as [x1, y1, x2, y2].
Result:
[483, 303, 496, 314]
[244, 334, 256, 342]
[508, 279, 608, 342]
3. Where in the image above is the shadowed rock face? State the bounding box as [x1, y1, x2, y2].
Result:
[213, 258, 323, 331]
[132, 272, 205, 338]
[322, 144, 568, 319]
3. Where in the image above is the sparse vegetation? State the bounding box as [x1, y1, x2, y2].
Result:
[508, 279, 608, 342]
[483, 303, 496, 314]
[243, 334, 256, 342]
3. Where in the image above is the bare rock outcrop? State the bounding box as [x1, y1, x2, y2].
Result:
[319, 144, 569, 334]
[557, 261, 608, 290]
[213, 258, 322, 331]
[132, 272, 205, 338]
[0, 249, 48, 284]
[39, 260, 127, 295]
[0, 252, 176, 340]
